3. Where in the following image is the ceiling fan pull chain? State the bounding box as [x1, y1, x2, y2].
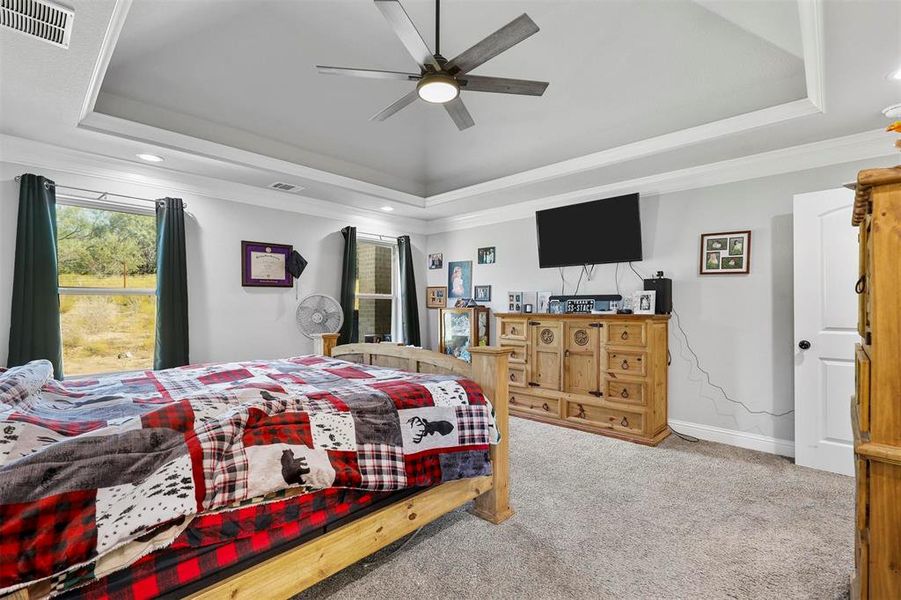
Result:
[435, 0, 440, 57]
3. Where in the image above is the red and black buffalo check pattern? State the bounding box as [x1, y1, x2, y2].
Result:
[1, 355, 494, 596]
[56, 488, 392, 599]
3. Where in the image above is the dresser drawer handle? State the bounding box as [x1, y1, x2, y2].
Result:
[510, 326, 518, 335]
[621, 388, 630, 399]
[576, 404, 586, 419]
[621, 417, 629, 428]
[542, 402, 550, 412]
[855, 275, 866, 294]
[621, 330, 629, 340]
[510, 373, 516, 381]
[621, 359, 629, 370]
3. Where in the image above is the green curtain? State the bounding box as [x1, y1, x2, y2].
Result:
[397, 235, 421, 346]
[339, 226, 358, 345]
[7, 174, 63, 379]
[154, 198, 189, 370]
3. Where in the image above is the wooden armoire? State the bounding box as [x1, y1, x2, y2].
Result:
[496, 313, 670, 445]
[851, 166, 901, 599]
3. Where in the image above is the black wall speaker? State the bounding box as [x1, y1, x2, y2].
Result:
[643, 273, 672, 314]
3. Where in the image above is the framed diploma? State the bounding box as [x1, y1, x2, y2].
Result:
[241, 241, 293, 287]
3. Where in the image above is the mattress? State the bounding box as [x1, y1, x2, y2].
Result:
[55, 486, 417, 599]
[0, 355, 496, 596]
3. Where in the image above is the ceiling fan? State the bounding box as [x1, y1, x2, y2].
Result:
[316, 0, 549, 131]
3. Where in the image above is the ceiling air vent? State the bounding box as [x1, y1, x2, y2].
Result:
[268, 182, 304, 193]
[1, 0, 74, 49]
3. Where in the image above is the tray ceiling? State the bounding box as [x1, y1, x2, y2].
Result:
[96, 0, 807, 196]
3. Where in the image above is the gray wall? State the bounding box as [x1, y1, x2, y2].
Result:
[0, 162, 427, 368]
[425, 157, 895, 443]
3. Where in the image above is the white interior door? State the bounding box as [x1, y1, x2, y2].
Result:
[793, 188, 858, 475]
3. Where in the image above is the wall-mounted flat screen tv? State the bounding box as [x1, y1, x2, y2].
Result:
[535, 193, 642, 268]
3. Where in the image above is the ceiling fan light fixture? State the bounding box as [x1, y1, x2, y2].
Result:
[416, 73, 459, 104]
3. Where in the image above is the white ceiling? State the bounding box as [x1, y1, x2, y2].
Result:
[97, 0, 808, 195]
[0, 0, 898, 225]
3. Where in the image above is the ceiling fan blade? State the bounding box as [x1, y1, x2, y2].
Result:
[370, 89, 420, 121]
[317, 66, 421, 81]
[445, 14, 539, 75]
[459, 75, 548, 96]
[443, 96, 475, 131]
[374, 0, 440, 71]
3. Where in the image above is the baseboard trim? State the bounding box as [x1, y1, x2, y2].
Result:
[668, 419, 795, 458]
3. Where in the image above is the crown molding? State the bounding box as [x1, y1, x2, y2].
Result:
[77, 0, 132, 123]
[78, 111, 427, 208]
[424, 129, 897, 234]
[798, 0, 826, 112]
[0, 134, 429, 235]
[424, 98, 820, 207]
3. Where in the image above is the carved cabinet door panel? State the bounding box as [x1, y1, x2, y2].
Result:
[563, 321, 601, 397]
[529, 320, 564, 391]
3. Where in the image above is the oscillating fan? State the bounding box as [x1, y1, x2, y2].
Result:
[295, 294, 344, 339]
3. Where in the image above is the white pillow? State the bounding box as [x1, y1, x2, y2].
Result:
[0, 359, 53, 409]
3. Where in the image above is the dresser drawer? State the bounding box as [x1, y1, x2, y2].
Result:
[509, 391, 558, 417]
[500, 340, 527, 364]
[605, 378, 646, 406]
[508, 364, 527, 387]
[607, 322, 646, 347]
[499, 318, 528, 341]
[607, 351, 647, 376]
[564, 401, 644, 435]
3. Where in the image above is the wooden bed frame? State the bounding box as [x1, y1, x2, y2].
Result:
[184, 336, 513, 599]
[7, 337, 512, 600]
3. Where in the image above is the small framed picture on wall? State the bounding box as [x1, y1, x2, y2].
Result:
[428, 253, 443, 270]
[474, 285, 491, 302]
[699, 230, 751, 275]
[426, 286, 447, 308]
[477, 247, 496, 265]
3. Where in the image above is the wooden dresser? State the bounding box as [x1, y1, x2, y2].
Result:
[851, 166, 901, 600]
[496, 313, 669, 445]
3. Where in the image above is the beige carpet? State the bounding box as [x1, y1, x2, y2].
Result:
[298, 417, 854, 599]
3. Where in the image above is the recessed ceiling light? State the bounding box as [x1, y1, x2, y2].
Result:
[136, 153, 164, 163]
[381, 206, 394, 212]
[883, 103, 901, 119]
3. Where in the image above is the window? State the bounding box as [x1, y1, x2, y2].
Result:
[355, 239, 400, 342]
[57, 202, 157, 376]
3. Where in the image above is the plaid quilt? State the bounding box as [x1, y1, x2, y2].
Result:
[0, 356, 496, 596]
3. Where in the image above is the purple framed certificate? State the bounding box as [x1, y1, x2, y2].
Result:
[241, 241, 293, 287]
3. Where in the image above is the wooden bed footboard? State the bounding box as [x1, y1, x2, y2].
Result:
[314, 333, 513, 524]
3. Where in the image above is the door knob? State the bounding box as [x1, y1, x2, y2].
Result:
[798, 340, 811, 350]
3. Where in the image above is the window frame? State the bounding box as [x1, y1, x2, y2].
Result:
[57, 196, 157, 377]
[355, 235, 401, 343]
